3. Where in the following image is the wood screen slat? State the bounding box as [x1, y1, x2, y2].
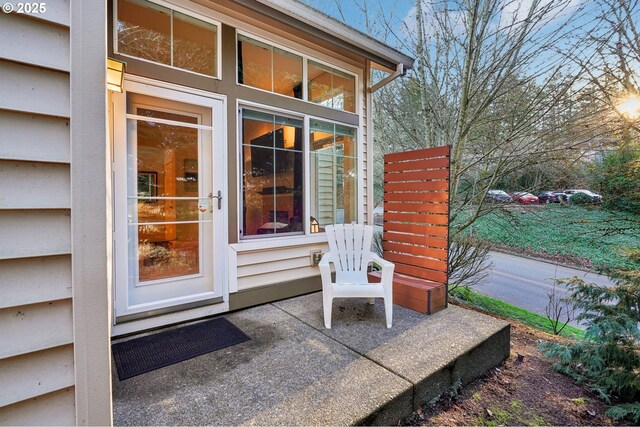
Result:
[385, 252, 448, 272]
[384, 169, 449, 182]
[384, 181, 449, 192]
[384, 202, 449, 214]
[384, 192, 449, 203]
[383, 232, 448, 248]
[384, 157, 449, 172]
[384, 212, 449, 225]
[384, 222, 448, 237]
[394, 263, 448, 284]
[383, 241, 448, 260]
[384, 145, 450, 162]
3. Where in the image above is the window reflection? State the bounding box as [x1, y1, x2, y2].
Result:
[173, 12, 217, 76]
[242, 110, 304, 237]
[309, 120, 357, 231]
[238, 35, 303, 99]
[308, 61, 355, 113]
[117, 0, 171, 66]
[117, 0, 218, 77]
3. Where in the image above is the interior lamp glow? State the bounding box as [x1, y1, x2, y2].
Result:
[107, 58, 125, 92]
[617, 94, 640, 119]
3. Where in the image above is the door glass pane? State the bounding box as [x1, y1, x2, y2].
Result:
[238, 35, 272, 91]
[135, 116, 199, 198]
[273, 47, 303, 99]
[117, 0, 171, 66]
[173, 11, 217, 77]
[128, 106, 204, 283]
[137, 223, 199, 282]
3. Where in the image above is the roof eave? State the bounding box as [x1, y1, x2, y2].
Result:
[232, 0, 415, 71]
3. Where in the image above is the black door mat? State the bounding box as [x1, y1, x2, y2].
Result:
[112, 317, 250, 380]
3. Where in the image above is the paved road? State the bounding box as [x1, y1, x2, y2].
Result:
[474, 252, 615, 327]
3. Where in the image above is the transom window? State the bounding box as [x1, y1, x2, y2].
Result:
[240, 107, 358, 239]
[237, 33, 358, 113]
[116, 0, 220, 78]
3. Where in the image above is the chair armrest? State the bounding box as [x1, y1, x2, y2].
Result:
[368, 252, 394, 270]
[318, 252, 334, 268]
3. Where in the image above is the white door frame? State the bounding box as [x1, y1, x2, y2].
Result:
[112, 75, 229, 330]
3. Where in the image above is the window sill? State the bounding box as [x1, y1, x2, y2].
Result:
[230, 233, 328, 253]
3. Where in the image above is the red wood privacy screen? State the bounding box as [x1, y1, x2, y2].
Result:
[382, 145, 451, 288]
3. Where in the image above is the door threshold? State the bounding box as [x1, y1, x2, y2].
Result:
[112, 300, 229, 337]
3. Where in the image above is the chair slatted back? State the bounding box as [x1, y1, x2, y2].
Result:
[325, 224, 373, 279]
[383, 145, 450, 285]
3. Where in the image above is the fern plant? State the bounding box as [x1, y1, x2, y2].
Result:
[539, 248, 640, 423]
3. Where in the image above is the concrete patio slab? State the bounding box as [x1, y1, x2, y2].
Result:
[112, 293, 510, 426]
[275, 293, 511, 403]
[112, 303, 413, 426]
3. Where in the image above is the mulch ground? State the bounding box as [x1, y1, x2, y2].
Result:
[402, 301, 630, 426]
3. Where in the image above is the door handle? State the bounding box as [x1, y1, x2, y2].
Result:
[209, 191, 222, 210]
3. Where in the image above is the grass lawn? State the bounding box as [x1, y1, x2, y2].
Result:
[450, 286, 585, 340]
[464, 205, 640, 271]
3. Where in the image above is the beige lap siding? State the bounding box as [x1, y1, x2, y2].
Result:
[0, 4, 76, 424]
[236, 244, 330, 290]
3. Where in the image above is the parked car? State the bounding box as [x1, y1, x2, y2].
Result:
[537, 191, 561, 203]
[552, 191, 569, 202]
[509, 192, 539, 204]
[485, 190, 512, 203]
[564, 189, 603, 203]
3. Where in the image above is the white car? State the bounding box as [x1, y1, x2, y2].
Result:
[564, 189, 603, 203]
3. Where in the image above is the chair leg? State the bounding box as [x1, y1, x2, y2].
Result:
[383, 283, 393, 328]
[323, 291, 333, 329]
[384, 297, 393, 328]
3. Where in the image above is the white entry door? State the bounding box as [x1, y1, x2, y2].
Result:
[113, 80, 226, 322]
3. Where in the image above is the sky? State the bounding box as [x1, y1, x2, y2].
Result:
[300, 0, 631, 83]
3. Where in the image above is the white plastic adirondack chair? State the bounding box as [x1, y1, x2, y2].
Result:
[319, 224, 395, 329]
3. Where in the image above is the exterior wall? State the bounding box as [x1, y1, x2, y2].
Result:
[108, 0, 372, 305]
[0, 1, 111, 424]
[0, 6, 76, 424]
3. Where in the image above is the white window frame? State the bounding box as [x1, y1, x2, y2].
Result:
[236, 100, 363, 244]
[113, 0, 223, 80]
[236, 29, 360, 115]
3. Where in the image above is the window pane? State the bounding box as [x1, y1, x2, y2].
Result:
[338, 157, 358, 224]
[275, 150, 304, 232]
[310, 120, 335, 153]
[241, 110, 303, 238]
[173, 12, 217, 77]
[117, 0, 171, 66]
[333, 69, 356, 113]
[309, 120, 357, 232]
[273, 47, 303, 99]
[335, 132, 356, 158]
[238, 35, 272, 91]
[310, 153, 335, 230]
[308, 61, 333, 108]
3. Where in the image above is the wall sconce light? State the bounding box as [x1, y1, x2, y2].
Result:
[310, 217, 320, 233]
[107, 58, 126, 92]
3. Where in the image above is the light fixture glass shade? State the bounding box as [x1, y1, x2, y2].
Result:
[310, 217, 320, 233]
[107, 58, 125, 92]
